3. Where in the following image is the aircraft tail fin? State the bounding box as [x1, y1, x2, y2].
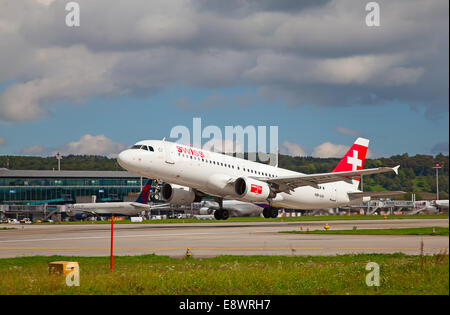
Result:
[136, 179, 153, 204]
[332, 138, 369, 189]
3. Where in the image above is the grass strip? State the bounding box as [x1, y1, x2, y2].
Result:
[280, 227, 449, 236]
[0, 253, 448, 295]
[32, 214, 449, 225]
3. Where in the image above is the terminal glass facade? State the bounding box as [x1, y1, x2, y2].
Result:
[0, 172, 142, 204]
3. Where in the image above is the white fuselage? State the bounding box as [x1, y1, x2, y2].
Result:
[117, 140, 363, 210]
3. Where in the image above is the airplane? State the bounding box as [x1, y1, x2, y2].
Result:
[416, 199, 449, 213]
[433, 200, 449, 211]
[117, 137, 404, 220]
[66, 179, 153, 219]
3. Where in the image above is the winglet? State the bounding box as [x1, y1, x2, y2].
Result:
[392, 165, 400, 175]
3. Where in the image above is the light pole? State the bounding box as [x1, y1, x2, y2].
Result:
[56, 152, 62, 171]
[432, 162, 441, 200]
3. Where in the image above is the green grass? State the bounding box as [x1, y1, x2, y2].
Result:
[0, 253, 448, 295]
[35, 214, 449, 225]
[280, 227, 449, 236]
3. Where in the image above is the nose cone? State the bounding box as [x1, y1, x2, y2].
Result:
[117, 150, 133, 170]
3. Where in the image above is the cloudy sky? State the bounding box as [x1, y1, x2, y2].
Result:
[0, 0, 448, 159]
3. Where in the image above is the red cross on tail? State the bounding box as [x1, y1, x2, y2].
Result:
[332, 138, 369, 175]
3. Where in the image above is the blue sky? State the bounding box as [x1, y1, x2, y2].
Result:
[0, 0, 448, 158]
[1, 84, 447, 157]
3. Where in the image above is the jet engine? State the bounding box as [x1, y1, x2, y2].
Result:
[234, 177, 276, 202]
[161, 183, 201, 205]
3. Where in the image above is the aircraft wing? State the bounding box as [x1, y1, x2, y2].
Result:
[129, 202, 151, 209]
[255, 165, 400, 192]
[347, 191, 405, 200]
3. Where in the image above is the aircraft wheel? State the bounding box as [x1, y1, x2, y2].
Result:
[263, 207, 272, 219]
[214, 210, 223, 220]
[221, 209, 230, 220]
[271, 208, 278, 218]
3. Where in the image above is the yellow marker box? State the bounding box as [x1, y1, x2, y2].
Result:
[48, 261, 79, 276]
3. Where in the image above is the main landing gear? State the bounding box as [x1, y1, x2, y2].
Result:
[263, 206, 278, 218]
[213, 197, 230, 220]
[214, 209, 230, 220]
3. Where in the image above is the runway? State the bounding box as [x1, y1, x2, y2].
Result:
[0, 219, 448, 258]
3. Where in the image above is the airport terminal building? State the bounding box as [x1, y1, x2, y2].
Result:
[0, 169, 143, 205]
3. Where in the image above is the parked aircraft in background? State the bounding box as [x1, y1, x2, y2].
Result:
[433, 200, 449, 211]
[67, 180, 153, 218]
[118, 137, 403, 220]
[198, 199, 264, 219]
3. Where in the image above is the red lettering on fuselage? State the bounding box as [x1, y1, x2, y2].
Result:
[176, 146, 205, 158]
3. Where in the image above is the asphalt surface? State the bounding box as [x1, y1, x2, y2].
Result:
[0, 219, 448, 258]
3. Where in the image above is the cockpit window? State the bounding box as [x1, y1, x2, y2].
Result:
[130, 144, 155, 151]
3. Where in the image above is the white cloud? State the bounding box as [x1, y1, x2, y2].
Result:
[312, 141, 375, 158]
[59, 134, 126, 158]
[0, 0, 448, 122]
[0, 45, 119, 122]
[21, 145, 47, 155]
[335, 127, 361, 137]
[21, 134, 126, 158]
[280, 141, 307, 157]
[202, 138, 243, 154]
[35, 0, 56, 5]
[314, 54, 424, 86]
[312, 142, 350, 158]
